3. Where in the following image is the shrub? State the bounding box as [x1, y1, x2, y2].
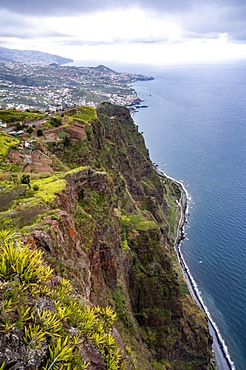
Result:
[49, 117, 62, 127]
[63, 136, 71, 147]
[21, 174, 30, 186]
[26, 126, 33, 134]
[33, 184, 39, 191]
[0, 239, 53, 284]
[0, 232, 128, 369]
[10, 174, 19, 186]
[37, 129, 43, 136]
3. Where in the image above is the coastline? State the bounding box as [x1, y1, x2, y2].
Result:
[157, 168, 235, 370]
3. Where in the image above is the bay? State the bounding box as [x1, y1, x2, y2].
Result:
[130, 62, 246, 370]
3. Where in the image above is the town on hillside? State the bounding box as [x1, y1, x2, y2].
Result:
[0, 62, 152, 112]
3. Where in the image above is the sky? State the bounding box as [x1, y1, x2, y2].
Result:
[1, 0, 246, 65]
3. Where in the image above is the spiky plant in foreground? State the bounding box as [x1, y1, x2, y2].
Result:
[0, 231, 128, 369]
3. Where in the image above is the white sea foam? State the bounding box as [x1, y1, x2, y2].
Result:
[177, 194, 236, 369]
[156, 167, 236, 370]
[178, 243, 236, 370]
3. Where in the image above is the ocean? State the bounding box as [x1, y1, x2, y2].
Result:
[73, 59, 246, 369]
[130, 62, 246, 370]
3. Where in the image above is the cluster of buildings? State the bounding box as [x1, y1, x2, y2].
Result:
[0, 62, 151, 112]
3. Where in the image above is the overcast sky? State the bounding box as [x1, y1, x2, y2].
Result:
[1, 0, 246, 64]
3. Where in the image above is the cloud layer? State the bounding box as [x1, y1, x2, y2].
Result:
[1, 0, 246, 63]
[1, 0, 246, 41]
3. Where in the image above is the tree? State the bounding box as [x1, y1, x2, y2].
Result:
[63, 136, 71, 147]
[37, 129, 43, 136]
[10, 174, 18, 186]
[26, 126, 33, 134]
[21, 174, 30, 188]
[49, 117, 62, 127]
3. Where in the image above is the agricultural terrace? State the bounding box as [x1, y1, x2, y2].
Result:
[0, 109, 44, 123]
[0, 132, 19, 162]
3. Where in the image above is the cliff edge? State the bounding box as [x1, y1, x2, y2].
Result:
[0, 103, 214, 369]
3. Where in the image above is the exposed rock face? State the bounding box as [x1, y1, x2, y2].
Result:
[0, 103, 213, 369]
[41, 103, 214, 368]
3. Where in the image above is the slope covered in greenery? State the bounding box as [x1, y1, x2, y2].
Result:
[0, 104, 215, 369]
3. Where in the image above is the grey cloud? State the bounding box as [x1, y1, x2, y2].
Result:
[49, 35, 170, 47]
[180, 2, 246, 41]
[1, 0, 246, 17]
[0, 24, 68, 40]
[0, 0, 203, 16]
[227, 3, 246, 22]
[1, 0, 246, 42]
[0, 0, 115, 16]
[0, 9, 70, 40]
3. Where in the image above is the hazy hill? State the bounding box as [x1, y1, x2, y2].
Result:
[0, 46, 73, 65]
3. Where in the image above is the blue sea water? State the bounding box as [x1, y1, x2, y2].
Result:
[130, 63, 246, 370]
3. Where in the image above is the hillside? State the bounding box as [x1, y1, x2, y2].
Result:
[0, 46, 72, 65]
[0, 61, 151, 111]
[0, 104, 215, 369]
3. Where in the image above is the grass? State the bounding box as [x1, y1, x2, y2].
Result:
[0, 132, 19, 161]
[162, 177, 181, 242]
[0, 167, 96, 232]
[65, 166, 90, 175]
[121, 212, 158, 232]
[32, 176, 66, 202]
[56, 131, 69, 138]
[71, 106, 97, 124]
[1, 174, 66, 207]
[0, 198, 44, 230]
[44, 121, 53, 128]
[0, 175, 66, 231]
[0, 109, 44, 123]
[180, 283, 190, 295]
[121, 235, 129, 251]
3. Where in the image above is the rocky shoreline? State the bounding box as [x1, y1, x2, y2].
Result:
[169, 173, 235, 370]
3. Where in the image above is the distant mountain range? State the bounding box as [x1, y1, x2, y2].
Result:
[0, 46, 73, 65]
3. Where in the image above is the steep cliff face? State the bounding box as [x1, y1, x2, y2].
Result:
[0, 103, 214, 369]
[45, 103, 213, 368]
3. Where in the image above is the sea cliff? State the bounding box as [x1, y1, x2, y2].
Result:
[0, 103, 214, 369]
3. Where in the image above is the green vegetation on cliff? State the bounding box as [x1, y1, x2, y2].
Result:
[0, 109, 44, 123]
[0, 132, 19, 161]
[0, 231, 124, 369]
[0, 104, 214, 369]
[65, 106, 97, 123]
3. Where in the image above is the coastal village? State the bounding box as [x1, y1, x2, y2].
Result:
[0, 61, 152, 112]
[0, 59, 153, 181]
